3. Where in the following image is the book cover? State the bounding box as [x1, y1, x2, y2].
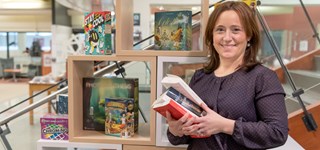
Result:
[153, 91, 207, 139]
[56, 94, 68, 115]
[166, 87, 204, 117]
[84, 11, 112, 55]
[105, 98, 135, 138]
[83, 77, 139, 132]
[161, 74, 204, 106]
[154, 10, 192, 51]
[153, 90, 198, 120]
[153, 86, 205, 118]
[154, 74, 208, 138]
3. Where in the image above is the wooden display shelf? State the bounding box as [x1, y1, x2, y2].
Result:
[67, 0, 211, 147]
[115, 0, 209, 57]
[116, 50, 208, 57]
[68, 55, 157, 145]
[71, 123, 151, 145]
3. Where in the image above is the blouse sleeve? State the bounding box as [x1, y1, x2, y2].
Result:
[167, 129, 190, 145]
[232, 70, 289, 149]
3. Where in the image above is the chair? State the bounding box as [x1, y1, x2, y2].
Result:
[0, 58, 14, 78]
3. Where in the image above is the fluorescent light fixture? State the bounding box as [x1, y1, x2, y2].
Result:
[191, 7, 199, 11]
[2, 1, 45, 9]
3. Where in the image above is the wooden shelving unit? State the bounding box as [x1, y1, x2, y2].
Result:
[67, 0, 211, 148]
[68, 55, 156, 145]
[115, 0, 209, 57]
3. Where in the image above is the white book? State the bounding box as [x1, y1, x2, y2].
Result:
[161, 74, 205, 106]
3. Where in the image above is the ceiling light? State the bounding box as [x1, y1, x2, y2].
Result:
[1, 1, 45, 9]
[191, 7, 198, 11]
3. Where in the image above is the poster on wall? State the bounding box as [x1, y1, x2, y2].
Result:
[43, 53, 52, 67]
[299, 40, 308, 52]
[134, 13, 140, 26]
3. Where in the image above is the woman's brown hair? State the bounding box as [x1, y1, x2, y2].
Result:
[204, 1, 261, 73]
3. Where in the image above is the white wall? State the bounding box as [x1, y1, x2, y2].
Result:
[51, 25, 72, 78]
[55, 0, 91, 12]
[0, 10, 51, 32]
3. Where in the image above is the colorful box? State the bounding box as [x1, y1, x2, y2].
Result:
[154, 10, 192, 50]
[105, 98, 135, 138]
[84, 11, 113, 55]
[83, 77, 139, 132]
[40, 114, 68, 140]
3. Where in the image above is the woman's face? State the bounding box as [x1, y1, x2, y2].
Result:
[213, 10, 249, 61]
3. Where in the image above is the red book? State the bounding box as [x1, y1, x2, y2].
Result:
[153, 85, 208, 138]
[153, 93, 197, 120]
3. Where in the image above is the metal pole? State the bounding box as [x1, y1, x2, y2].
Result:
[256, 1, 317, 131]
[0, 124, 12, 150]
[6, 32, 9, 59]
[114, 61, 148, 123]
[298, 0, 320, 44]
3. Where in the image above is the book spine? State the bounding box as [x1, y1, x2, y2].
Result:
[166, 87, 204, 117]
[154, 99, 185, 120]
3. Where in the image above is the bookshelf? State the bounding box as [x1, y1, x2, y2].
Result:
[115, 0, 210, 56]
[67, 0, 211, 148]
[68, 55, 156, 145]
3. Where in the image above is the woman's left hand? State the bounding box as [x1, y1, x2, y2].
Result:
[183, 103, 235, 137]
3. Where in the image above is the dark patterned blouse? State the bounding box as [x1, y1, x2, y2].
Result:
[167, 64, 288, 150]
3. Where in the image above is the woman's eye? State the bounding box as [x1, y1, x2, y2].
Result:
[215, 28, 224, 32]
[232, 28, 242, 33]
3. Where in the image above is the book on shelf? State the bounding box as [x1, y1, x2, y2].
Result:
[84, 11, 113, 55]
[154, 10, 192, 51]
[105, 98, 135, 138]
[83, 77, 139, 132]
[56, 94, 68, 115]
[153, 74, 208, 138]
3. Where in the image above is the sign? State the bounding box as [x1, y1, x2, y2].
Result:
[133, 13, 140, 26]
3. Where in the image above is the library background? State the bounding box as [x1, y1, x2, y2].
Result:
[0, 0, 320, 150]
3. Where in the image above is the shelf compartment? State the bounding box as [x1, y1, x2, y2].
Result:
[68, 55, 156, 145]
[115, 0, 210, 57]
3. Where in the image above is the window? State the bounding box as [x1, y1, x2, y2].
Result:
[0, 32, 7, 51]
[8, 32, 18, 51]
[26, 32, 52, 51]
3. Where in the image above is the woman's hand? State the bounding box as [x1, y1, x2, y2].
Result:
[166, 111, 191, 137]
[189, 103, 235, 137]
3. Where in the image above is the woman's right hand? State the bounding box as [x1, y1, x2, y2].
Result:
[166, 111, 189, 137]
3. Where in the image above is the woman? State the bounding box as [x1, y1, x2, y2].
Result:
[166, 1, 288, 150]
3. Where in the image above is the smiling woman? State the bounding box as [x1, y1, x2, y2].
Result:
[212, 10, 249, 74]
[165, 2, 288, 150]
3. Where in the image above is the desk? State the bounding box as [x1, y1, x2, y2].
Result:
[29, 83, 58, 125]
[4, 69, 21, 82]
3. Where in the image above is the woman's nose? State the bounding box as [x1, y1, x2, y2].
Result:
[223, 31, 232, 41]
